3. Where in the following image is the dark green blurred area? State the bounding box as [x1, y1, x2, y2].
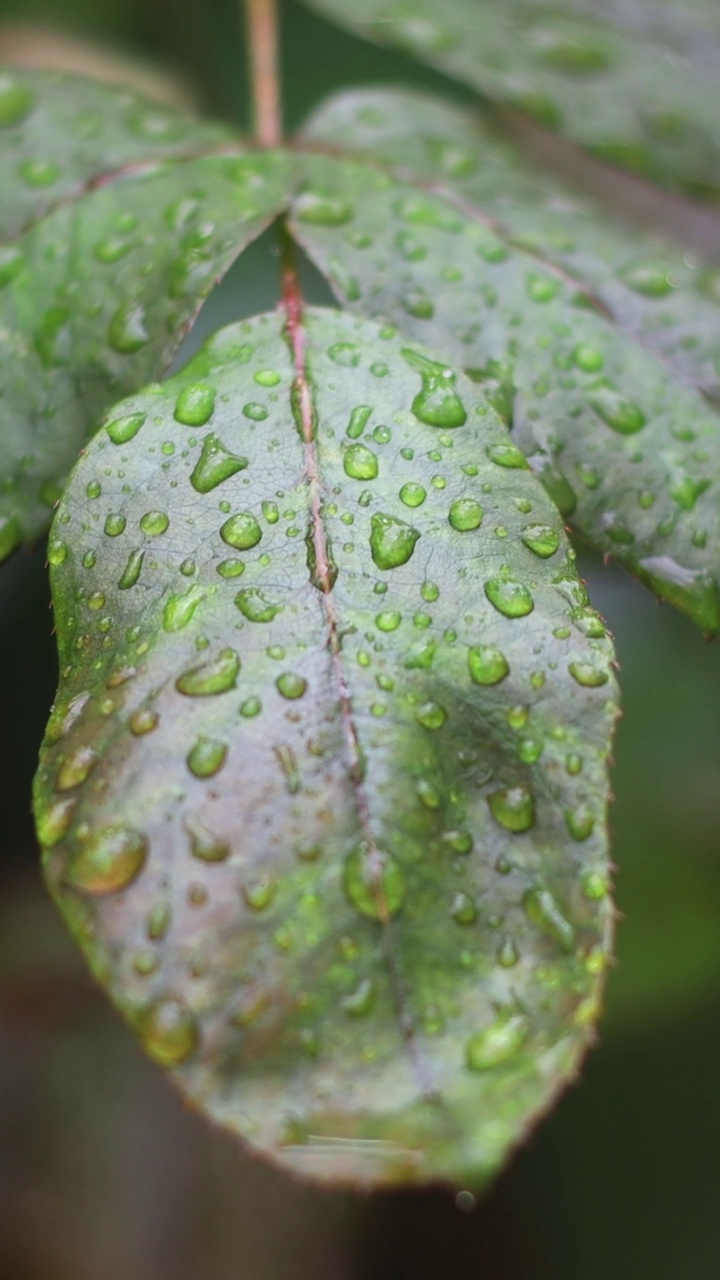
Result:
[1, 1, 719, 1276]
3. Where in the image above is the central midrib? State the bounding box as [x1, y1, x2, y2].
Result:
[279, 252, 437, 1104]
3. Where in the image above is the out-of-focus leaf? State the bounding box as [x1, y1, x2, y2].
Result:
[34, 308, 617, 1189]
[289, 156, 720, 634]
[300, 0, 720, 196]
[301, 87, 720, 401]
[0, 68, 293, 560]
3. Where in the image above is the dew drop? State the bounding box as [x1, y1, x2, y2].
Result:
[220, 512, 262, 550]
[176, 648, 240, 696]
[485, 577, 534, 618]
[487, 787, 534, 832]
[140, 997, 198, 1065]
[523, 888, 574, 950]
[0, 77, 35, 125]
[568, 661, 609, 687]
[521, 524, 560, 557]
[468, 645, 509, 685]
[587, 385, 646, 434]
[486, 442, 529, 469]
[106, 412, 146, 444]
[294, 192, 353, 225]
[37, 796, 76, 847]
[344, 847, 405, 920]
[174, 383, 216, 426]
[448, 497, 483, 531]
[399, 482, 427, 507]
[276, 671, 307, 700]
[108, 302, 150, 353]
[244, 876, 277, 911]
[344, 443, 379, 480]
[370, 512, 420, 569]
[403, 349, 467, 428]
[466, 1014, 529, 1071]
[341, 977, 376, 1017]
[187, 735, 227, 778]
[118, 548, 144, 589]
[190, 433, 248, 492]
[566, 803, 596, 841]
[451, 891, 477, 924]
[129, 707, 158, 735]
[65, 825, 147, 894]
[416, 701, 447, 730]
[56, 745, 98, 791]
[163, 585, 205, 632]
[235, 587, 281, 622]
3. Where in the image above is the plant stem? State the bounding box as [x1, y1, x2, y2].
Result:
[245, 0, 282, 147]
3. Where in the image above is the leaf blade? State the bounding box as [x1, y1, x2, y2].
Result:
[299, 0, 720, 195]
[35, 308, 617, 1189]
[289, 155, 720, 633]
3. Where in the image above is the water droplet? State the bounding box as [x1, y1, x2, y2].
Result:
[521, 524, 559, 557]
[523, 888, 574, 950]
[19, 158, 59, 186]
[370, 513, 419, 569]
[0, 245, 24, 288]
[344, 847, 405, 920]
[565, 804, 595, 841]
[104, 513, 126, 537]
[235, 587, 281, 622]
[217, 559, 245, 578]
[220, 512, 262, 550]
[375, 609, 402, 632]
[526, 272, 560, 303]
[441, 829, 473, 855]
[485, 577, 534, 618]
[65, 826, 147, 894]
[108, 302, 150, 353]
[187, 735, 227, 778]
[276, 671, 307, 700]
[486, 442, 529, 469]
[294, 192, 353, 225]
[416, 701, 447, 730]
[448, 497, 483, 531]
[190, 434, 248, 492]
[620, 262, 673, 298]
[669, 473, 709, 512]
[239, 695, 262, 718]
[140, 997, 198, 1065]
[488, 787, 534, 832]
[346, 405, 372, 438]
[587, 385, 646, 434]
[106, 412, 146, 445]
[403, 349, 467, 427]
[581, 871, 608, 900]
[118, 548, 144, 589]
[243, 402, 268, 421]
[262, 500, 279, 523]
[37, 796, 76, 846]
[344, 443, 378, 480]
[451, 891, 477, 924]
[497, 937, 519, 968]
[466, 1014, 529, 1071]
[56, 745, 98, 790]
[174, 383, 216, 426]
[399, 482, 427, 507]
[162, 585, 204, 632]
[129, 707, 158, 735]
[568, 661, 609, 687]
[243, 876, 277, 911]
[47, 539, 68, 566]
[402, 287, 434, 319]
[176, 648, 240, 696]
[254, 368, 281, 387]
[573, 345, 604, 372]
[341, 977, 375, 1017]
[139, 510, 169, 536]
[468, 645, 509, 685]
[328, 342, 361, 368]
[0, 76, 34, 125]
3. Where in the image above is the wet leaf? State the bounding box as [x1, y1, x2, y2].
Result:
[301, 86, 720, 402]
[289, 155, 720, 634]
[300, 0, 720, 196]
[35, 308, 617, 1190]
[0, 68, 292, 558]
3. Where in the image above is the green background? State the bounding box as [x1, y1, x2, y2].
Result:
[1, 1, 719, 1276]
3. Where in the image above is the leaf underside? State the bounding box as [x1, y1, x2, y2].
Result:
[35, 309, 617, 1189]
[300, 0, 720, 197]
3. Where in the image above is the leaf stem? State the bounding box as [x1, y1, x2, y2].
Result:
[245, 0, 282, 147]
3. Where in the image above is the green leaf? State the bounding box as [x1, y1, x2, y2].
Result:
[35, 307, 617, 1189]
[289, 155, 720, 634]
[301, 86, 720, 402]
[0, 68, 293, 559]
[299, 0, 720, 195]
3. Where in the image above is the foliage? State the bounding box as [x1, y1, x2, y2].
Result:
[0, 0, 717, 1190]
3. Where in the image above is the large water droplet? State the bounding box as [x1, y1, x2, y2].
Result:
[56, 745, 98, 790]
[485, 577, 534, 617]
[108, 302, 150, 353]
[521, 524, 559, 557]
[403, 349, 467, 428]
[220, 512, 262, 550]
[176, 648, 240, 696]
[416, 701, 447, 730]
[587, 385, 646, 434]
[466, 1014, 529, 1071]
[190, 434, 248, 492]
[399, 482, 427, 507]
[344, 847, 405, 920]
[187, 815, 229, 862]
[65, 826, 147, 894]
[0, 76, 35, 125]
[174, 383, 216, 426]
[294, 192, 353, 225]
[370, 513, 419, 569]
[187, 735, 227, 778]
[523, 888, 574, 950]
[487, 787, 534, 832]
[468, 645, 509, 685]
[235, 587, 281, 622]
[140, 997, 198, 1065]
[37, 796, 76, 847]
[448, 497, 483, 531]
[106, 412, 146, 445]
[344, 443, 379, 480]
[568, 661, 609, 687]
[276, 671, 307, 700]
[163, 585, 205, 632]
